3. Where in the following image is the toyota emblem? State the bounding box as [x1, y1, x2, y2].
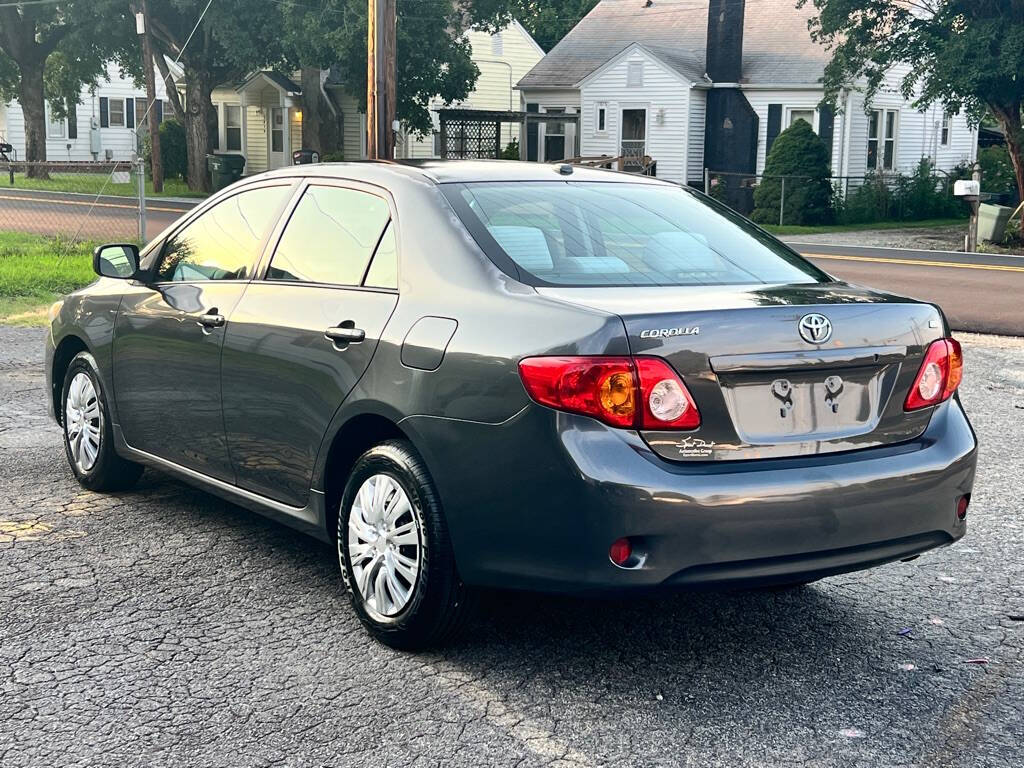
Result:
[798, 313, 832, 344]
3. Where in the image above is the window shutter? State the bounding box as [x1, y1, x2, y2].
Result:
[818, 104, 835, 168]
[126, 98, 135, 129]
[765, 104, 782, 156]
[526, 102, 538, 162]
[154, 99, 163, 124]
[67, 99, 78, 139]
[99, 97, 109, 128]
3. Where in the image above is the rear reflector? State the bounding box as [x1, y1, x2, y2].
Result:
[905, 338, 963, 411]
[609, 537, 632, 566]
[956, 495, 970, 520]
[518, 355, 700, 430]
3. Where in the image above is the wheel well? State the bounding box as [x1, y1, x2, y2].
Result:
[323, 413, 406, 541]
[51, 335, 89, 424]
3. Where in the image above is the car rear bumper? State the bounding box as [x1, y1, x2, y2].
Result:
[402, 396, 977, 592]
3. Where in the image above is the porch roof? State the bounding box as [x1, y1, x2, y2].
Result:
[237, 71, 301, 107]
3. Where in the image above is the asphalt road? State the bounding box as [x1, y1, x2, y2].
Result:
[2, 325, 1022, 767]
[0, 188, 1020, 335]
[794, 244, 1024, 337]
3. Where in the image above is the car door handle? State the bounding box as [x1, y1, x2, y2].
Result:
[196, 310, 226, 329]
[324, 325, 365, 344]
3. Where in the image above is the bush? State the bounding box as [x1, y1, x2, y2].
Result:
[143, 119, 188, 181]
[978, 145, 1018, 202]
[894, 158, 961, 220]
[837, 174, 894, 223]
[752, 119, 834, 225]
[321, 151, 345, 162]
[500, 139, 520, 160]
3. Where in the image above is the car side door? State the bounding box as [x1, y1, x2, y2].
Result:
[221, 180, 400, 506]
[111, 182, 295, 482]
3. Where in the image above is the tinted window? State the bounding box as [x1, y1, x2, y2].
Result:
[156, 186, 289, 282]
[363, 221, 398, 289]
[448, 182, 830, 287]
[267, 185, 391, 285]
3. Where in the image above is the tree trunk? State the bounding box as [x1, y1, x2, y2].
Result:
[184, 68, 213, 193]
[18, 58, 48, 178]
[300, 67, 340, 155]
[991, 102, 1024, 204]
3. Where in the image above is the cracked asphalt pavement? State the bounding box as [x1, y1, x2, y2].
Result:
[2, 325, 1022, 767]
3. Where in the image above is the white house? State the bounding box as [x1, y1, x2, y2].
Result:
[516, 0, 978, 189]
[0, 61, 170, 163]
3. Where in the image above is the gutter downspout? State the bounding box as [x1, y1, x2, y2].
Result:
[474, 57, 516, 149]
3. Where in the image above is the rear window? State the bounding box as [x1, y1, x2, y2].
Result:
[445, 181, 830, 287]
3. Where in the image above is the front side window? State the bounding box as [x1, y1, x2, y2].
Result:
[447, 182, 830, 287]
[108, 98, 125, 127]
[867, 109, 898, 170]
[267, 185, 391, 286]
[225, 105, 242, 151]
[156, 186, 290, 282]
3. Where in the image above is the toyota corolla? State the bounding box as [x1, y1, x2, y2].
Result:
[45, 161, 977, 648]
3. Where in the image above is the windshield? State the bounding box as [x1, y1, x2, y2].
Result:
[445, 181, 831, 287]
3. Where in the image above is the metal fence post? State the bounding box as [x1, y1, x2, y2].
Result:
[779, 176, 785, 226]
[136, 156, 146, 244]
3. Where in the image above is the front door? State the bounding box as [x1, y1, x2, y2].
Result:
[268, 106, 286, 169]
[222, 182, 400, 507]
[112, 183, 294, 481]
[620, 108, 647, 170]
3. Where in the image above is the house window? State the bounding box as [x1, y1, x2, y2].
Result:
[596, 104, 606, 133]
[788, 108, 816, 131]
[491, 32, 503, 56]
[941, 111, 952, 146]
[627, 61, 643, 88]
[108, 98, 125, 127]
[225, 105, 242, 151]
[135, 97, 148, 127]
[46, 106, 65, 139]
[867, 109, 898, 171]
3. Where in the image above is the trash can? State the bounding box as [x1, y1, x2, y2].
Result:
[978, 203, 1013, 243]
[292, 148, 320, 165]
[206, 153, 246, 191]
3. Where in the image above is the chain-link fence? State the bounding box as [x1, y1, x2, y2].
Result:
[705, 169, 970, 227]
[0, 160, 202, 247]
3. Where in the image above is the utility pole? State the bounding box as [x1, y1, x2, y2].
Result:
[138, 0, 163, 193]
[366, 0, 396, 159]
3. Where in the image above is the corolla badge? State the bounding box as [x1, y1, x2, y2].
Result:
[798, 313, 832, 344]
[639, 326, 700, 339]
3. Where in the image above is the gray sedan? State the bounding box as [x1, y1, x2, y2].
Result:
[45, 161, 977, 648]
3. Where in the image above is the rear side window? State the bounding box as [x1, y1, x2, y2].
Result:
[156, 186, 290, 282]
[447, 182, 830, 287]
[267, 185, 391, 286]
[363, 221, 398, 289]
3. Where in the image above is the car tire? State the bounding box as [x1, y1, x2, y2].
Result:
[338, 439, 473, 649]
[61, 352, 144, 492]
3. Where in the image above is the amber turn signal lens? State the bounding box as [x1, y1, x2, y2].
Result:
[599, 371, 636, 419]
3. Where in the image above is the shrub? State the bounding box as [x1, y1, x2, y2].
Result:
[978, 145, 1018, 201]
[837, 174, 894, 224]
[752, 119, 834, 225]
[143, 119, 188, 181]
[321, 151, 345, 162]
[500, 139, 520, 160]
[894, 158, 961, 220]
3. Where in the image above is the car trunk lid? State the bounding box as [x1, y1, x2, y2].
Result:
[536, 282, 945, 461]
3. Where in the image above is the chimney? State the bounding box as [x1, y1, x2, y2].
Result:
[705, 0, 745, 83]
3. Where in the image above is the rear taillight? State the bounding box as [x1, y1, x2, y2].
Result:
[518, 356, 700, 430]
[904, 338, 963, 411]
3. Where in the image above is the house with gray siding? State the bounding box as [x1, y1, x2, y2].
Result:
[516, 0, 977, 190]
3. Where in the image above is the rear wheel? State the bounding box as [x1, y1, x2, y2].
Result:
[61, 352, 143, 492]
[337, 440, 472, 649]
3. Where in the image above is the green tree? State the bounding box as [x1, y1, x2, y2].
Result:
[509, 0, 598, 52]
[0, 1, 128, 176]
[141, 0, 286, 191]
[799, 0, 1024, 205]
[752, 119, 834, 225]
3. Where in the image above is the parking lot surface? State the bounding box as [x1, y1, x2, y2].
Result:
[1, 326, 1022, 768]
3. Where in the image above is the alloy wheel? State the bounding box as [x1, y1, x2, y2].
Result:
[347, 473, 422, 617]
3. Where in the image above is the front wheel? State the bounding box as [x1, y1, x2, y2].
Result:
[61, 352, 143, 492]
[338, 440, 472, 649]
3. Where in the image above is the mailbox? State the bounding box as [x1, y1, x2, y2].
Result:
[953, 179, 980, 197]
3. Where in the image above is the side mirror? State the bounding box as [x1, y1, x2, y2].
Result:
[93, 243, 140, 279]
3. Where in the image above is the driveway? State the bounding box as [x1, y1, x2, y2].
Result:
[1, 326, 1022, 767]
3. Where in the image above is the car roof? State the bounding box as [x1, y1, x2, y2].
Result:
[254, 159, 675, 187]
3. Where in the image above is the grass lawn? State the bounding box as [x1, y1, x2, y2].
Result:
[1, 172, 207, 199]
[763, 217, 968, 236]
[0, 232, 97, 325]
